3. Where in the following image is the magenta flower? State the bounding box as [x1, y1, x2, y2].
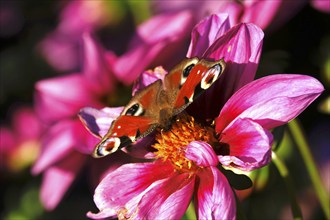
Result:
[32, 33, 117, 210]
[33, 10, 194, 210]
[80, 14, 323, 219]
[87, 140, 235, 219]
[152, 0, 305, 31]
[311, 0, 330, 13]
[38, 0, 113, 72]
[0, 107, 42, 172]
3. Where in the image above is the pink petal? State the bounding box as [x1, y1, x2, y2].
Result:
[137, 173, 195, 219]
[71, 119, 99, 154]
[216, 74, 324, 132]
[82, 33, 116, 93]
[40, 152, 85, 210]
[113, 11, 194, 84]
[219, 118, 272, 171]
[311, 0, 330, 13]
[32, 120, 78, 174]
[132, 67, 167, 96]
[204, 23, 263, 82]
[240, 0, 282, 30]
[78, 107, 123, 138]
[35, 74, 102, 123]
[89, 161, 174, 219]
[185, 141, 218, 167]
[12, 107, 42, 141]
[38, 32, 79, 72]
[187, 13, 230, 58]
[188, 23, 264, 120]
[195, 167, 236, 220]
[0, 127, 15, 153]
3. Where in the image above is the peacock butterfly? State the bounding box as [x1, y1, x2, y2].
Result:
[91, 57, 225, 158]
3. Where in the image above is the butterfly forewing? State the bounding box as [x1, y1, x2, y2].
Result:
[174, 59, 226, 109]
[94, 115, 158, 157]
[163, 57, 199, 92]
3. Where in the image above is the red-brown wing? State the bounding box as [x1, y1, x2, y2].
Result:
[93, 115, 157, 158]
[93, 80, 163, 158]
[174, 59, 226, 110]
[163, 57, 199, 93]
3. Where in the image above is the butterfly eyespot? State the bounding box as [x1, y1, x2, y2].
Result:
[95, 137, 121, 157]
[180, 59, 199, 86]
[124, 103, 144, 116]
[201, 64, 222, 90]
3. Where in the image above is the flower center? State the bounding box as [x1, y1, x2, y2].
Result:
[152, 113, 218, 173]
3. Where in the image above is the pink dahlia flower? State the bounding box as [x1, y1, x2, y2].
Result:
[79, 14, 323, 219]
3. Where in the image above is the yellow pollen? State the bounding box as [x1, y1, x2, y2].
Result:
[152, 114, 218, 172]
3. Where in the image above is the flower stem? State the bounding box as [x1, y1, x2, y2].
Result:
[272, 151, 303, 220]
[288, 119, 330, 219]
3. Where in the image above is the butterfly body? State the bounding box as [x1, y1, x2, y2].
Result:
[94, 58, 226, 157]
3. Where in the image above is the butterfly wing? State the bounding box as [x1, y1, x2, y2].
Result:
[93, 80, 162, 158]
[173, 59, 226, 111]
[163, 57, 199, 92]
[94, 115, 157, 157]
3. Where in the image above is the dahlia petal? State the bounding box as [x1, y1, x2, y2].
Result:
[195, 167, 236, 220]
[71, 119, 99, 154]
[38, 32, 79, 72]
[132, 67, 167, 96]
[187, 13, 230, 57]
[40, 152, 85, 210]
[204, 23, 263, 90]
[219, 118, 272, 171]
[78, 107, 123, 138]
[0, 127, 15, 153]
[82, 33, 115, 93]
[113, 11, 193, 84]
[311, 0, 330, 13]
[216, 74, 324, 132]
[32, 120, 78, 174]
[90, 161, 174, 218]
[188, 23, 264, 119]
[35, 74, 102, 123]
[185, 141, 218, 167]
[12, 107, 42, 141]
[240, 0, 282, 30]
[137, 173, 194, 220]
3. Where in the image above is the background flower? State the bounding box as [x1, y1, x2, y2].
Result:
[0, 106, 42, 172]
